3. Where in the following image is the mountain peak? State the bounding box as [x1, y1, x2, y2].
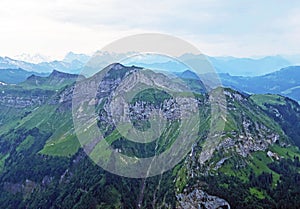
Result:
[105, 63, 143, 73]
[99, 63, 143, 81]
[107, 63, 126, 70]
[21, 70, 84, 89]
[63, 52, 90, 63]
[49, 69, 81, 79]
[50, 69, 68, 76]
[26, 74, 38, 80]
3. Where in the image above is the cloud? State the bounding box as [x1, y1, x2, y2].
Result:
[0, 0, 299, 58]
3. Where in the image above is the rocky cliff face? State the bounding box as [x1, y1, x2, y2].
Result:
[0, 89, 52, 108]
[177, 188, 230, 209]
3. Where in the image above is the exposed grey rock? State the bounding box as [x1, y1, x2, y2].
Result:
[0, 94, 48, 108]
[177, 188, 230, 209]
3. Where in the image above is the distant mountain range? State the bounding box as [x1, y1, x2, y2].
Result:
[0, 52, 298, 76]
[13, 53, 52, 64]
[0, 55, 85, 74]
[126, 53, 294, 76]
[174, 65, 300, 102]
[1, 52, 300, 102]
[208, 55, 292, 76]
[218, 66, 300, 102]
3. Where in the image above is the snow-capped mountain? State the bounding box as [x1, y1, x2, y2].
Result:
[0, 56, 38, 71]
[0, 56, 85, 74]
[13, 53, 53, 64]
[63, 52, 91, 63]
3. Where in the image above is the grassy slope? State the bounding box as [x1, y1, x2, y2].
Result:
[0, 101, 80, 157]
[216, 94, 300, 190]
[251, 94, 286, 110]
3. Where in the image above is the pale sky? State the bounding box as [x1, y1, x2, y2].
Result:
[0, 0, 300, 60]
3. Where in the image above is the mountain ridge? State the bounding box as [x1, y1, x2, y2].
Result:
[219, 65, 300, 101]
[20, 70, 84, 90]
